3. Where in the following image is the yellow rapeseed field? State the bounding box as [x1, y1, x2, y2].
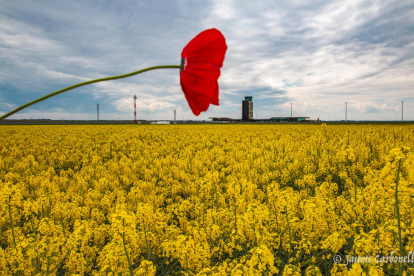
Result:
[0, 124, 413, 276]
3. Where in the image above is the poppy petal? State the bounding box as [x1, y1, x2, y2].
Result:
[211, 83, 219, 106]
[180, 28, 227, 116]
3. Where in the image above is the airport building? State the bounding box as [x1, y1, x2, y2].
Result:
[210, 96, 314, 122]
[242, 96, 253, 120]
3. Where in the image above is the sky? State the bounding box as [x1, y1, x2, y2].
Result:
[1, 0, 413, 121]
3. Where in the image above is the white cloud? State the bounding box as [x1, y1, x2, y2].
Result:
[351, 102, 400, 113]
[0, 101, 16, 110]
[0, 0, 413, 120]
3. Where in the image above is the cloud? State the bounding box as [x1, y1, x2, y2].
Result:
[0, 100, 16, 110]
[114, 96, 176, 114]
[0, 0, 413, 120]
[350, 102, 400, 114]
[200, 0, 414, 120]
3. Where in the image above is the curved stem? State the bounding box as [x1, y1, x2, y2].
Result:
[0, 65, 180, 121]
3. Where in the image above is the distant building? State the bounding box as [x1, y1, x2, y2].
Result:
[242, 96, 253, 121]
[270, 117, 310, 122]
[208, 96, 314, 122]
[209, 117, 236, 122]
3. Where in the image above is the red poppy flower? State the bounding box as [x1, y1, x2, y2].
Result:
[180, 28, 227, 116]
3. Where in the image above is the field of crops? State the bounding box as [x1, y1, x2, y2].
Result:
[0, 124, 413, 276]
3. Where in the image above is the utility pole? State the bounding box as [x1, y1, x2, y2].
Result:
[133, 94, 137, 124]
[345, 102, 348, 121]
[174, 109, 176, 124]
[97, 103, 99, 121]
[290, 103, 293, 117]
[401, 101, 405, 121]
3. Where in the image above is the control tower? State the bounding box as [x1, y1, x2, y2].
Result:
[242, 96, 253, 121]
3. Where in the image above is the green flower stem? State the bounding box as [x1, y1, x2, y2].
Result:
[143, 218, 151, 261]
[395, 159, 404, 276]
[122, 232, 134, 276]
[47, 247, 73, 276]
[285, 205, 292, 262]
[8, 196, 16, 249]
[233, 182, 237, 236]
[0, 65, 180, 121]
[186, 251, 190, 276]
